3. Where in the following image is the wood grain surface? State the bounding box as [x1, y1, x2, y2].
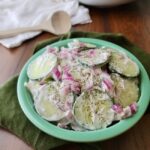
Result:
[0, 0, 149, 150]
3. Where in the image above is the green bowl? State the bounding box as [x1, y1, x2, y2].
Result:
[17, 38, 150, 142]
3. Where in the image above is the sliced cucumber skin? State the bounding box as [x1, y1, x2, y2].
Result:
[78, 49, 111, 67]
[111, 73, 139, 107]
[73, 90, 114, 130]
[27, 53, 57, 80]
[109, 52, 139, 77]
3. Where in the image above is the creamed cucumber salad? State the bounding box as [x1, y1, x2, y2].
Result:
[25, 39, 140, 131]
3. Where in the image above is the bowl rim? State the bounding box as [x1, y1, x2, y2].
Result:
[17, 38, 150, 142]
[79, 0, 135, 7]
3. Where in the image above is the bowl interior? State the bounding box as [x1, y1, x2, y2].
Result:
[17, 38, 150, 142]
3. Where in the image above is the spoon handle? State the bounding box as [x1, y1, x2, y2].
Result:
[0, 25, 45, 39]
[0, 11, 71, 39]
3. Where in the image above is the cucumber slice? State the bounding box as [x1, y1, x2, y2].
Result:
[68, 39, 96, 49]
[109, 52, 139, 77]
[78, 49, 111, 66]
[69, 64, 90, 81]
[111, 73, 139, 107]
[34, 82, 74, 121]
[69, 64, 101, 91]
[73, 89, 114, 130]
[35, 97, 67, 121]
[25, 80, 41, 101]
[84, 43, 96, 48]
[27, 53, 57, 80]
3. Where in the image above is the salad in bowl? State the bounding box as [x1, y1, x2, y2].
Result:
[17, 38, 150, 141]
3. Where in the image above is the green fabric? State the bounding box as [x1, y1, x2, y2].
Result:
[0, 76, 66, 150]
[0, 31, 150, 150]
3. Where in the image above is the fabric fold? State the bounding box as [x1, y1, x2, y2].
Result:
[0, 0, 91, 48]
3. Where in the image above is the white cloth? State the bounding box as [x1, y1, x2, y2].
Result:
[0, 0, 91, 48]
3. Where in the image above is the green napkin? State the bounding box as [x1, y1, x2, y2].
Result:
[0, 31, 149, 150]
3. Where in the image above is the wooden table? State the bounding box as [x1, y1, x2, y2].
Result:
[0, 0, 149, 150]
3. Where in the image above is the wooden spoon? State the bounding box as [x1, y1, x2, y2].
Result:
[0, 11, 71, 39]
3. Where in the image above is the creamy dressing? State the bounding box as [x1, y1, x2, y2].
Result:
[26, 39, 139, 131]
